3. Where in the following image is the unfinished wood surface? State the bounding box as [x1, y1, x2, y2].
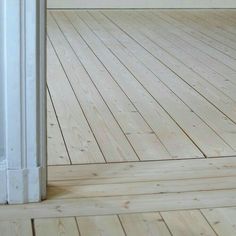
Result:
[47, 91, 71, 165]
[48, 157, 236, 183]
[1, 208, 236, 235]
[0, 219, 33, 236]
[101, 10, 236, 152]
[48, 12, 139, 163]
[76, 10, 235, 157]
[47, 175, 236, 199]
[1, 157, 236, 220]
[47, 10, 236, 165]
[161, 210, 217, 235]
[62, 10, 203, 159]
[201, 207, 236, 236]
[119, 213, 171, 236]
[47, 38, 105, 164]
[52, 11, 173, 161]
[34, 217, 79, 236]
[77, 215, 125, 236]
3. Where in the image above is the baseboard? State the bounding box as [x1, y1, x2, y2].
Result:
[47, 0, 236, 9]
[7, 167, 46, 204]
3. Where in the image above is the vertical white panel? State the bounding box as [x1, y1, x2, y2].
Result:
[3, 0, 47, 204]
[5, 0, 23, 169]
[0, 0, 7, 204]
[25, 0, 38, 168]
[0, 0, 5, 161]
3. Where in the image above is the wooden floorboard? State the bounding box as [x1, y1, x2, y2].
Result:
[1, 189, 236, 221]
[1, 208, 236, 235]
[77, 215, 125, 236]
[161, 210, 217, 235]
[51, 11, 173, 162]
[48, 12, 140, 163]
[47, 90, 71, 165]
[1, 157, 236, 221]
[47, 37, 106, 164]
[78, 10, 236, 157]
[100, 10, 236, 152]
[48, 157, 236, 183]
[47, 157, 236, 202]
[47, 9, 236, 165]
[64, 10, 207, 159]
[0, 219, 33, 236]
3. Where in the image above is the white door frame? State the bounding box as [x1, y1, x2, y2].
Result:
[0, 0, 47, 204]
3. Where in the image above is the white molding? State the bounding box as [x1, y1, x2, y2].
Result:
[0, 161, 7, 204]
[47, 0, 236, 9]
[0, 0, 7, 204]
[7, 167, 46, 204]
[3, 0, 47, 204]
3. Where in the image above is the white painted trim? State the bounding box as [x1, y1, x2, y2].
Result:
[0, 0, 7, 205]
[47, 0, 236, 9]
[0, 161, 7, 204]
[7, 167, 45, 204]
[2, 0, 47, 204]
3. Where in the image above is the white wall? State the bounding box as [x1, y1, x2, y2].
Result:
[0, 0, 5, 163]
[48, 0, 236, 8]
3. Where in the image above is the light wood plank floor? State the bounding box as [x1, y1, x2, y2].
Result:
[1, 10, 236, 235]
[47, 9, 236, 165]
[1, 207, 236, 236]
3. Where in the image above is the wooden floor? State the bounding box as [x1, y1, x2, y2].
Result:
[47, 9, 236, 164]
[1, 208, 236, 235]
[2, 9, 236, 235]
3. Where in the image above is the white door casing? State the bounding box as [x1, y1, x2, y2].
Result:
[0, 0, 7, 204]
[0, 0, 47, 204]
